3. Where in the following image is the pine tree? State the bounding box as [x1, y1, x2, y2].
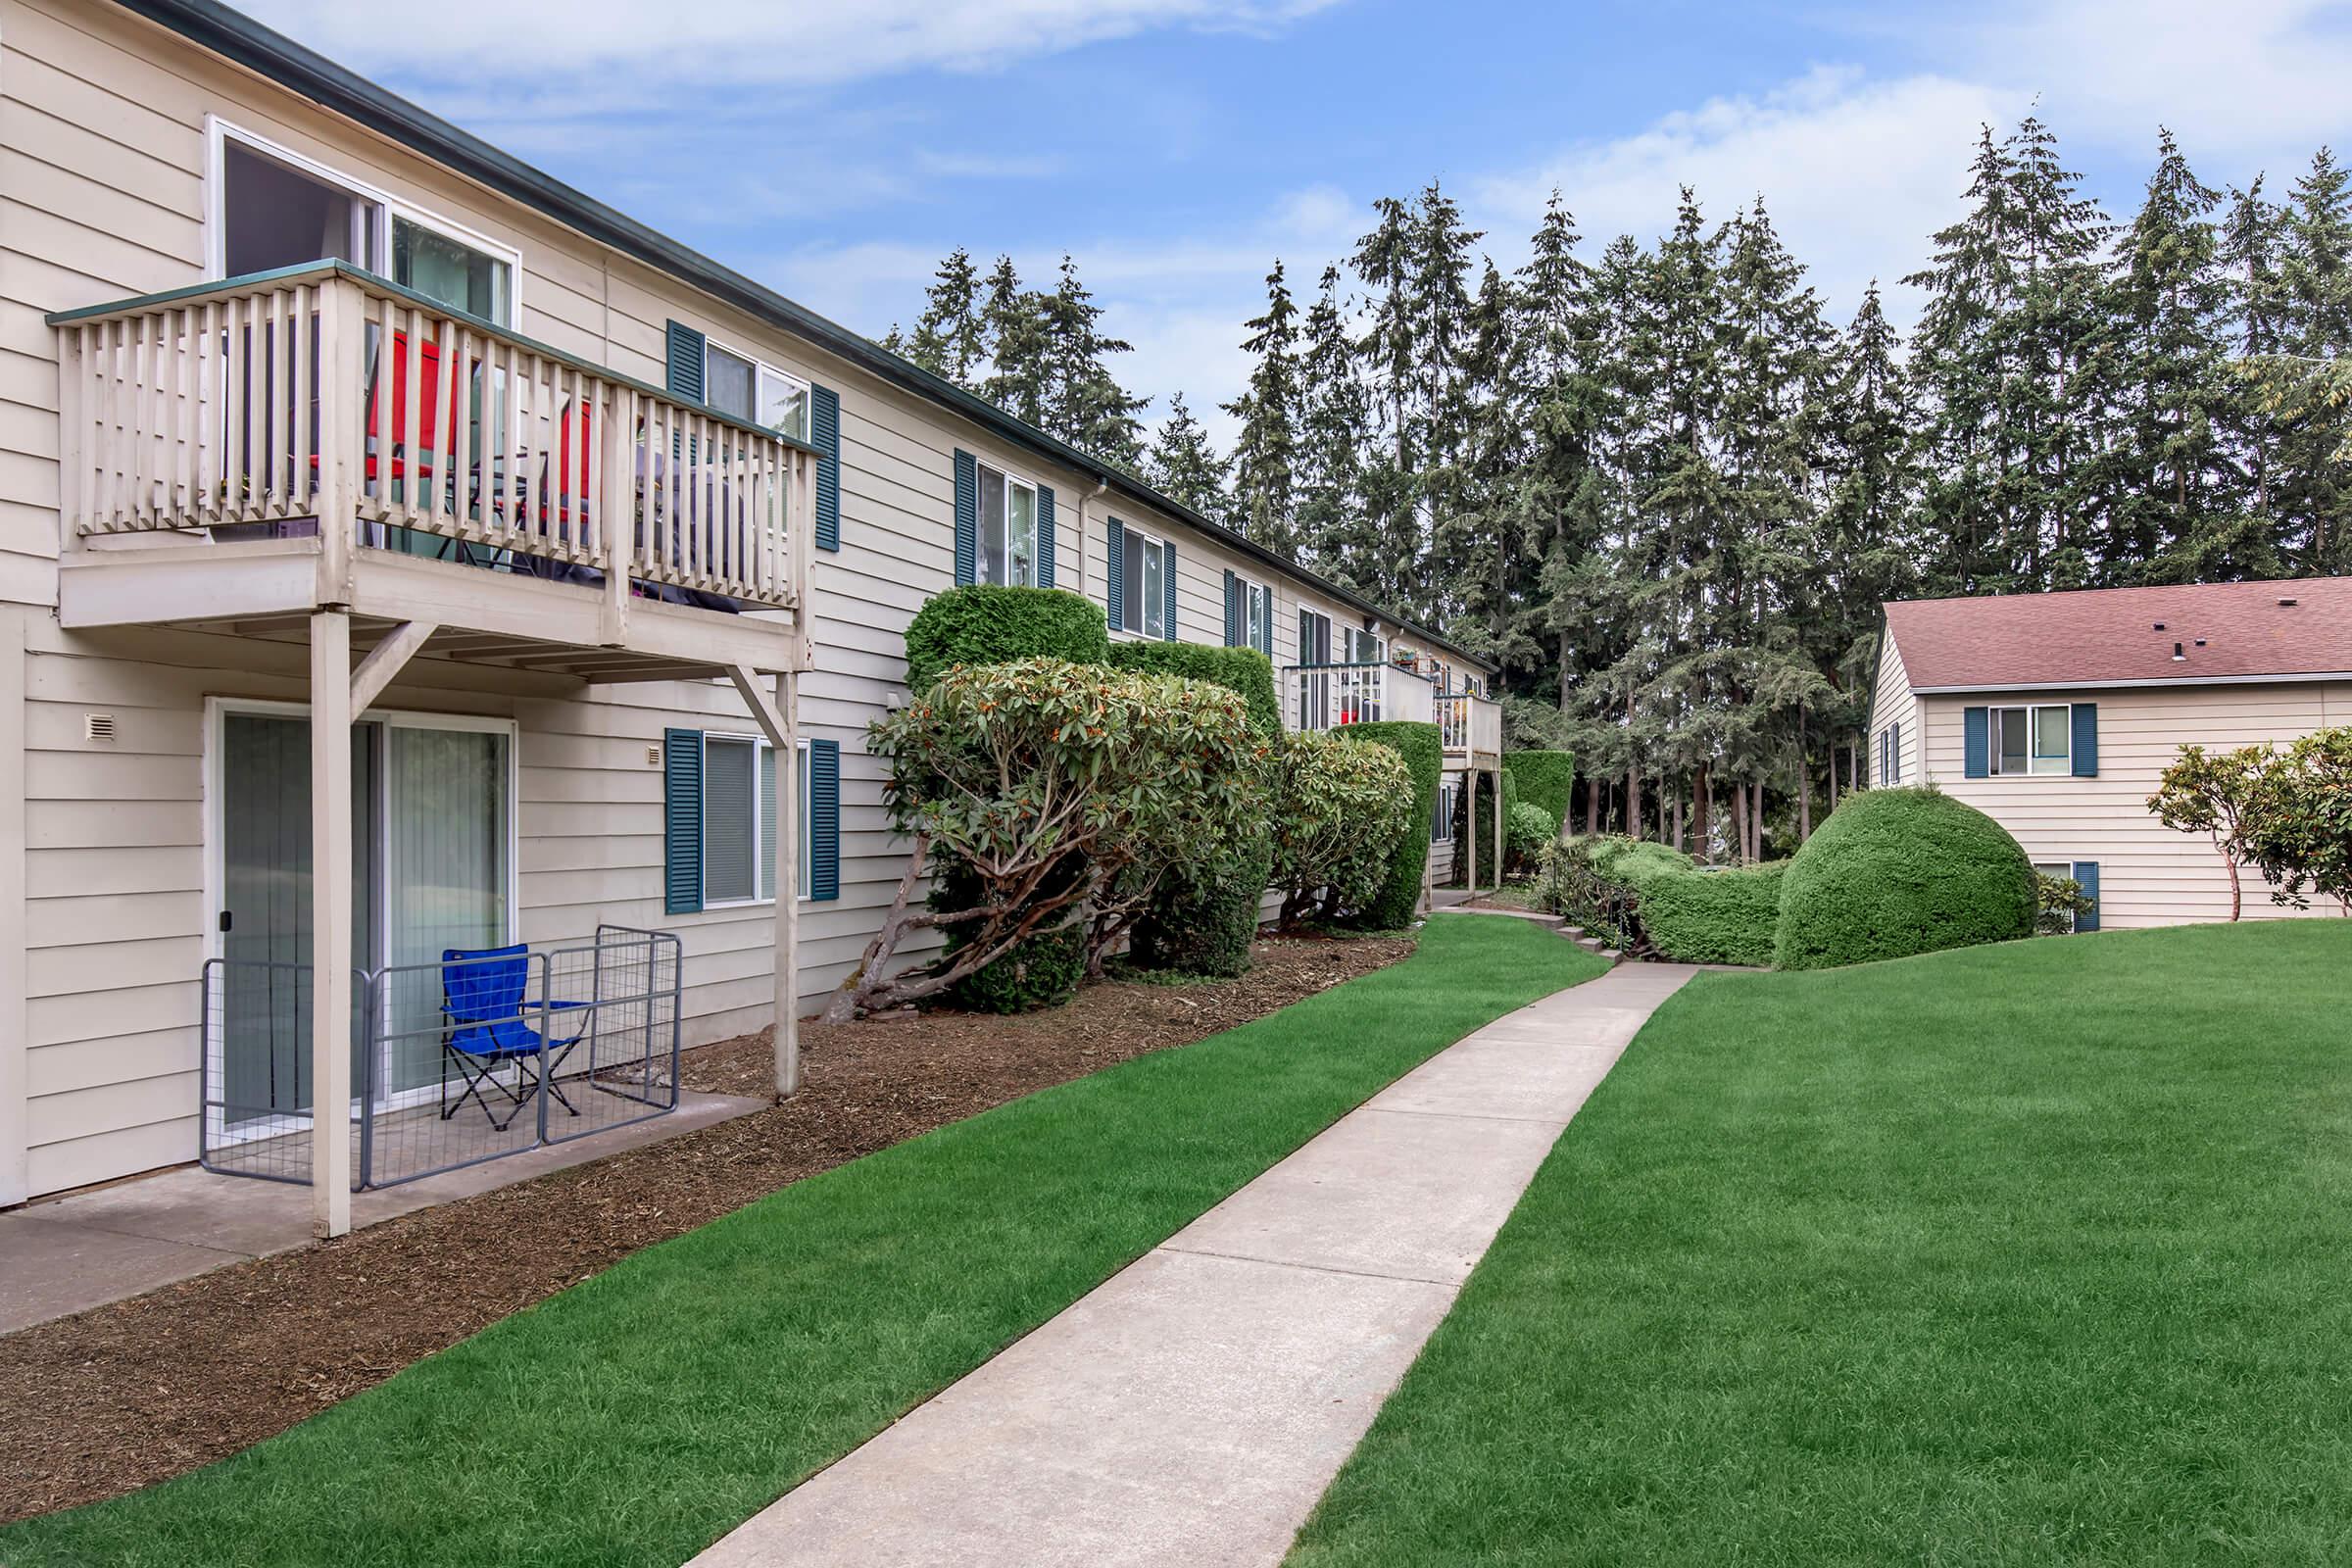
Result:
[2107, 128, 2258, 581]
[1224, 261, 1302, 554]
[2276, 149, 2352, 573]
[2222, 178, 2289, 521]
[1145, 392, 1231, 520]
[978, 255, 1051, 427]
[1038, 255, 1149, 467]
[1294, 264, 1370, 577]
[906, 247, 988, 386]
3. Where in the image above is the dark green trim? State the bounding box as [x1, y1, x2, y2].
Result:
[954, 451, 980, 587]
[1036, 484, 1055, 589]
[110, 0, 1494, 675]
[663, 727, 704, 916]
[811, 384, 841, 552]
[808, 738, 842, 902]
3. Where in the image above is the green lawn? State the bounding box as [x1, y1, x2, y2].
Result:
[5, 914, 1604, 1568]
[1290, 921, 2352, 1567]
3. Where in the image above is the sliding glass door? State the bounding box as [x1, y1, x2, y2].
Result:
[216, 709, 512, 1131]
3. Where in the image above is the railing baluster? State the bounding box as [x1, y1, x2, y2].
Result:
[291, 285, 314, 517]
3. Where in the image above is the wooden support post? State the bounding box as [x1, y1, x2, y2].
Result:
[1466, 767, 1478, 904]
[1492, 762, 1504, 895]
[310, 609, 354, 1237]
[728, 663, 801, 1099]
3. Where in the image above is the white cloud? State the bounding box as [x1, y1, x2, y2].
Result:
[240, 0, 1345, 96]
[1472, 66, 2023, 327]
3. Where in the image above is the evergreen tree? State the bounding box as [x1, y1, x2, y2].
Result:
[1144, 392, 1231, 520]
[2222, 177, 2289, 519]
[1038, 255, 1149, 467]
[1224, 262, 1303, 554]
[2107, 128, 2258, 581]
[978, 255, 1051, 427]
[906, 247, 988, 386]
[1294, 263, 1370, 577]
[2275, 149, 2352, 573]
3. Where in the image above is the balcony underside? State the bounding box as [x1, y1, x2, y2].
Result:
[59, 535, 801, 682]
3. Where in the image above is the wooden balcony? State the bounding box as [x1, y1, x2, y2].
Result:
[1281, 661, 1437, 733]
[48, 261, 814, 683]
[1436, 690, 1503, 764]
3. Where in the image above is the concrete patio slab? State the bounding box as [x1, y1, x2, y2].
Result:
[0, 1089, 765, 1336]
[690, 956, 1700, 1568]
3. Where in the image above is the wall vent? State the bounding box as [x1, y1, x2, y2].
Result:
[2172, 642, 2187, 662]
[2279, 596, 2299, 607]
[84, 711, 118, 742]
[647, 745, 662, 766]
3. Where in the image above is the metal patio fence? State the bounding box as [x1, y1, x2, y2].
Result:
[199, 924, 682, 1190]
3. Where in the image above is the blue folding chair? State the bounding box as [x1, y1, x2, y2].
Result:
[439, 944, 594, 1130]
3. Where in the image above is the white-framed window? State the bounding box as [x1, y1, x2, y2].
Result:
[703, 734, 811, 906]
[208, 120, 518, 326]
[1123, 527, 1169, 638]
[976, 463, 1041, 586]
[1990, 704, 2071, 775]
[1878, 721, 1901, 786]
[1433, 778, 1459, 843]
[1344, 625, 1384, 664]
[706, 339, 811, 441]
[1239, 577, 1275, 657]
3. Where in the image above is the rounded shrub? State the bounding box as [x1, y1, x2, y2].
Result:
[904, 584, 1110, 692]
[1506, 800, 1558, 874]
[1334, 721, 1442, 929]
[1773, 787, 2037, 971]
[1273, 730, 1417, 928]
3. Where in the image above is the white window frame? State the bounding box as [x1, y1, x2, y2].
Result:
[1989, 704, 2072, 776]
[1344, 625, 1385, 665]
[1122, 525, 1169, 639]
[205, 118, 521, 326]
[1879, 722, 1900, 786]
[976, 462, 1042, 587]
[700, 732, 811, 909]
[1238, 576, 1275, 657]
[705, 336, 811, 441]
[1433, 778, 1458, 844]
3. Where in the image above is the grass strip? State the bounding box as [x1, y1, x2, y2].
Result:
[7, 914, 1604, 1568]
[1290, 922, 2352, 1567]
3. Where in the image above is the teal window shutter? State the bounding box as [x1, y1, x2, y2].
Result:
[663, 727, 704, 915]
[2071, 860, 2100, 931]
[1224, 569, 1240, 645]
[665, 321, 706, 402]
[1889, 721, 1900, 783]
[953, 451, 978, 586]
[1037, 484, 1055, 589]
[1105, 517, 1125, 630]
[1963, 707, 1989, 778]
[811, 384, 841, 552]
[1161, 538, 1178, 641]
[808, 738, 842, 902]
[2071, 703, 2098, 776]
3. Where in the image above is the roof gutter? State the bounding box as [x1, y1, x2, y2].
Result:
[116, 0, 1496, 674]
[1913, 670, 2352, 694]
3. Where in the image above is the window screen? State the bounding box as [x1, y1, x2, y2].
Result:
[703, 736, 758, 904]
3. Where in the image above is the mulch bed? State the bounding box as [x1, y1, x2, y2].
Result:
[0, 934, 1411, 1525]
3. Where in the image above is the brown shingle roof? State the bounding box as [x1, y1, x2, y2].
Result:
[1884, 576, 2352, 690]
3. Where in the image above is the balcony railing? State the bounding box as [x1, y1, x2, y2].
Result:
[1282, 661, 1437, 732]
[1437, 690, 1504, 758]
[52, 261, 813, 612]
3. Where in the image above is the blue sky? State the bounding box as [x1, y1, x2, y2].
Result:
[247, 0, 2352, 445]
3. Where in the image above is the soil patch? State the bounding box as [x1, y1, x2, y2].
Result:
[0, 933, 1410, 1524]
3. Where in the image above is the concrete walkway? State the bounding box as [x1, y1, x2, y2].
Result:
[0, 1090, 764, 1336]
[691, 953, 1699, 1568]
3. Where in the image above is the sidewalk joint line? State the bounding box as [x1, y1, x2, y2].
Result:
[1151, 1243, 1466, 1290]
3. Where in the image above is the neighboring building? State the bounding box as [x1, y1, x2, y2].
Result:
[1869, 577, 2352, 930]
[0, 0, 1498, 1216]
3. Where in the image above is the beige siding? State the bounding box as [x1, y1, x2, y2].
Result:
[0, 0, 1493, 1197]
[1869, 632, 1923, 786]
[1913, 682, 2352, 929]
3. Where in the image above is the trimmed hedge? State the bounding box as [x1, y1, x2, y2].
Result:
[1106, 643, 1281, 737]
[1501, 750, 1575, 829]
[1636, 860, 1788, 967]
[904, 585, 1110, 692]
[1507, 801, 1560, 874]
[1774, 787, 2038, 971]
[1337, 721, 1442, 929]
